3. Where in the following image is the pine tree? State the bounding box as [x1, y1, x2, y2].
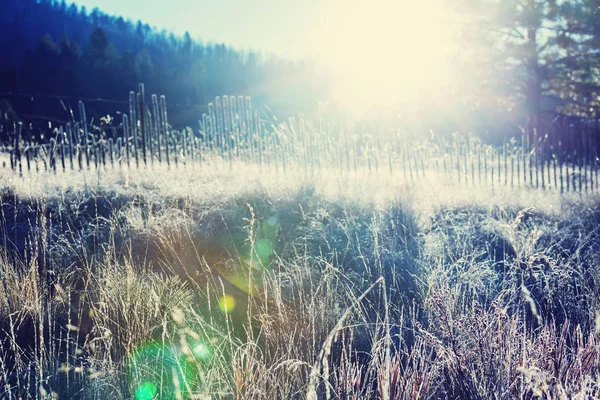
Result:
[85, 28, 110, 69]
[456, 0, 600, 119]
[58, 34, 81, 95]
[135, 48, 154, 84]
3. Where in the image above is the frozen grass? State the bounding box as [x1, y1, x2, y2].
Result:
[1, 164, 600, 399]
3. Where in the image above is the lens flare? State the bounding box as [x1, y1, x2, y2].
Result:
[262, 215, 279, 237]
[219, 295, 236, 313]
[126, 342, 198, 399]
[252, 215, 279, 270]
[135, 381, 157, 400]
[252, 238, 274, 268]
[214, 215, 280, 296]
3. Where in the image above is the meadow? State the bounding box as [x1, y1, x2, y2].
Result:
[1, 156, 599, 399]
[0, 89, 599, 399]
[5, 0, 600, 395]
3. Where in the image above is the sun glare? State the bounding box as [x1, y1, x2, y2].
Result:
[313, 0, 463, 113]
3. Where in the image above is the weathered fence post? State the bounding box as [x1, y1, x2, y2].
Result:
[123, 114, 131, 168]
[59, 127, 66, 173]
[147, 108, 154, 166]
[50, 138, 57, 174]
[79, 101, 91, 170]
[129, 92, 139, 168]
[503, 140, 508, 187]
[67, 123, 74, 170]
[14, 122, 23, 176]
[160, 95, 170, 167]
[109, 138, 114, 168]
[138, 84, 147, 166]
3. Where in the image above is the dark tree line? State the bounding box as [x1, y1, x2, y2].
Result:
[0, 0, 327, 131]
[455, 0, 600, 120]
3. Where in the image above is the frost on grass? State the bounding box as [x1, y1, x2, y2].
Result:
[1, 167, 600, 399]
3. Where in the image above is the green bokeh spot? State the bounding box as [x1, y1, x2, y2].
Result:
[253, 238, 274, 267]
[135, 381, 157, 400]
[262, 215, 279, 238]
[126, 342, 198, 400]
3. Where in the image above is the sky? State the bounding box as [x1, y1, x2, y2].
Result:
[70, 0, 324, 59]
[69, 0, 466, 113]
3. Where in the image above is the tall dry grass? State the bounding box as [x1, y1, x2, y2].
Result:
[0, 167, 599, 399]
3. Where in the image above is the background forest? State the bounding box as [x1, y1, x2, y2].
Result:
[0, 0, 328, 132]
[4, 1, 600, 144]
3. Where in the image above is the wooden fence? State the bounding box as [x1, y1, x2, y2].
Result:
[1, 84, 599, 194]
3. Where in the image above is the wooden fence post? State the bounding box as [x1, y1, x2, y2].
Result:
[50, 138, 57, 174]
[59, 127, 66, 173]
[152, 94, 162, 163]
[129, 92, 139, 168]
[25, 141, 31, 174]
[123, 114, 131, 168]
[79, 101, 91, 170]
[503, 140, 508, 187]
[138, 84, 147, 166]
[67, 123, 74, 170]
[147, 108, 154, 166]
[160, 95, 170, 167]
[109, 138, 114, 168]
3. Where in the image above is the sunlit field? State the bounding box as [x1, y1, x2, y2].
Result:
[4, 0, 600, 398]
[2, 158, 600, 398]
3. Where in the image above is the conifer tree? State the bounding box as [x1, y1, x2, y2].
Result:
[455, 0, 600, 118]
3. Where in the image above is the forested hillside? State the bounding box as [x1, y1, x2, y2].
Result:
[0, 0, 327, 131]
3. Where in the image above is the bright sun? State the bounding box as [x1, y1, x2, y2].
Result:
[312, 0, 463, 114]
